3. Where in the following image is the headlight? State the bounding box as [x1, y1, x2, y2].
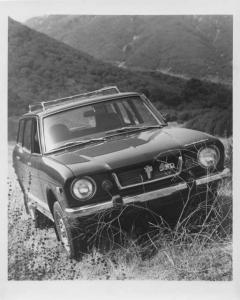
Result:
[71, 177, 96, 201]
[198, 146, 220, 168]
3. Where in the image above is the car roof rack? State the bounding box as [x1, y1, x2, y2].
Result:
[28, 86, 121, 113]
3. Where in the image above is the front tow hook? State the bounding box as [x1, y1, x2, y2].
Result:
[112, 195, 123, 208]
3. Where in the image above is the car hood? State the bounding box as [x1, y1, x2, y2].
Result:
[48, 127, 213, 176]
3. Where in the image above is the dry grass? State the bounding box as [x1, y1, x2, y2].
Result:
[8, 140, 232, 280]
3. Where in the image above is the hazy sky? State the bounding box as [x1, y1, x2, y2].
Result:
[10, 13, 43, 23]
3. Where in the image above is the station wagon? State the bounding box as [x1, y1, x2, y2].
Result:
[12, 86, 230, 258]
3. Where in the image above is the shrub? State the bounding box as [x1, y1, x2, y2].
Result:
[185, 109, 232, 137]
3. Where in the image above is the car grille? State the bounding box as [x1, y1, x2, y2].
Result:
[113, 152, 182, 189]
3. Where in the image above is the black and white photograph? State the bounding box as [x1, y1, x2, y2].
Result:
[1, 0, 239, 299]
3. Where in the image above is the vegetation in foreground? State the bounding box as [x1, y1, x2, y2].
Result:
[8, 140, 232, 280]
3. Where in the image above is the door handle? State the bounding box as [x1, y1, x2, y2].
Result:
[27, 162, 31, 166]
[16, 156, 20, 160]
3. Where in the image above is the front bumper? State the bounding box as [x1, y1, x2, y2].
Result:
[65, 168, 230, 219]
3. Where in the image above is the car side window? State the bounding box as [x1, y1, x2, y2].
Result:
[32, 118, 41, 154]
[17, 119, 24, 146]
[22, 119, 33, 152]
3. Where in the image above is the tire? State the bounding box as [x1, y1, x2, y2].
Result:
[53, 202, 86, 259]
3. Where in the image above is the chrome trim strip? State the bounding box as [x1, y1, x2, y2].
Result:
[184, 139, 209, 147]
[196, 168, 230, 185]
[113, 155, 183, 190]
[65, 168, 230, 219]
[65, 181, 187, 218]
[65, 201, 113, 217]
[123, 182, 188, 205]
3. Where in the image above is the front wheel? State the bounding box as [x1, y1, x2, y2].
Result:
[53, 202, 86, 259]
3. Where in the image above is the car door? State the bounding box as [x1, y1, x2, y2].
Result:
[28, 117, 44, 202]
[18, 118, 32, 194]
[22, 116, 52, 218]
[12, 119, 25, 189]
[18, 117, 41, 201]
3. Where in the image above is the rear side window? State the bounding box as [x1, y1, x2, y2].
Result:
[22, 119, 32, 151]
[17, 119, 24, 145]
[32, 118, 40, 154]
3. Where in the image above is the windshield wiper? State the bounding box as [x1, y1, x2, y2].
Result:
[50, 137, 106, 152]
[140, 124, 167, 130]
[105, 124, 165, 135]
[105, 126, 140, 135]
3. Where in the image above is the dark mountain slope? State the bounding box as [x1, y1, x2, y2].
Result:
[26, 15, 232, 82]
[8, 18, 232, 139]
[8, 18, 187, 116]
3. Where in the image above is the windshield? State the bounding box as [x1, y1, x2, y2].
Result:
[43, 96, 163, 152]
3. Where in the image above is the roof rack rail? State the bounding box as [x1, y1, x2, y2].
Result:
[28, 86, 120, 113]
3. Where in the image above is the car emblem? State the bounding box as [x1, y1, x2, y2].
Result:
[159, 162, 175, 172]
[144, 165, 153, 180]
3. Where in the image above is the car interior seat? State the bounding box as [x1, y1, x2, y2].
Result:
[95, 112, 122, 131]
[49, 124, 70, 143]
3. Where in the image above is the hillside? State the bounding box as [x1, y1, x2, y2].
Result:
[26, 15, 232, 83]
[8, 18, 187, 115]
[8, 18, 232, 140]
